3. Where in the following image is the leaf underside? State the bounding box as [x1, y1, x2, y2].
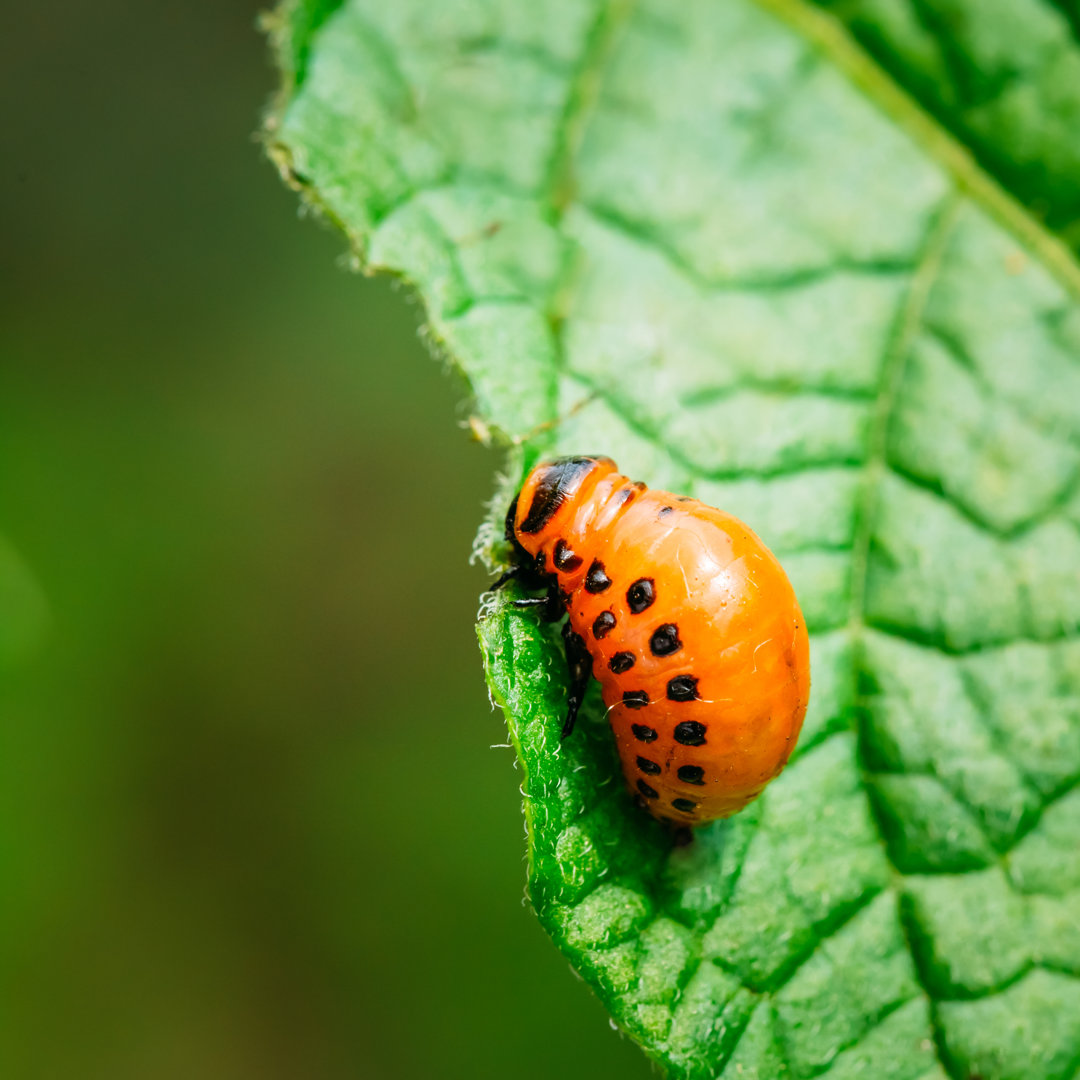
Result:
[266, 2, 1080, 1078]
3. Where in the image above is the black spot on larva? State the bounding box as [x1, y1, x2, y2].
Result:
[676, 496, 694, 503]
[634, 794, 648, 810]
[667, 675, 700, 702]
[534, 549, 547, 573]
[637, 756, 661, 775]
[609, 651, 636, 674]
[650, 623, 682, 657]
[615, 481, 647, 507]
[627, 578, 655, 613]
[678, 765, 705, 785]
[585, 559, 612, 594]
[658, 506, 674, 518]
[519, 457, 601, 534]
[622, 690, 650, 710]
[672, 798, 697, 812]
[553, 539, 582, 572]
[592, 611, 616, 639]
[637, 779, 659, 799]
[674, 721, 707, 746]
[632, 724, 657, 743]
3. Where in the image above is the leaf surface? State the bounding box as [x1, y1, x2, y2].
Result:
[266, 2, 1080, 1076]
[808, 0, 1080, 250]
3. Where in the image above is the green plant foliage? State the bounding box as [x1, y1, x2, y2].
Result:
[266, 2, 1080, 1076]
[808, 0, 1080, 251]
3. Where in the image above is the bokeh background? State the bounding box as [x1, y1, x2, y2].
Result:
[0, 3, 654, 1077]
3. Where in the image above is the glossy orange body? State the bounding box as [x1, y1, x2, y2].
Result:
[511, 457, 809, 826]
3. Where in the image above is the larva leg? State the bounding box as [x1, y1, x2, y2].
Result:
[560, 621, 594, 740]
[511, 583, 563, 623]
[487, 565, 523, 592]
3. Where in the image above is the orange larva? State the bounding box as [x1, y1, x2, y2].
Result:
[493, 456, 810, 827]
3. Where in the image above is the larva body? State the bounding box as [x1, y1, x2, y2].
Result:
[503, 456, 809, 826]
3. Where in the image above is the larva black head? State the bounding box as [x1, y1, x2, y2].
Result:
[504, 493, 521, 543]
[515, 456, 615, 535]
[503, 455, 617, 569]
[503, 492, 532, 567]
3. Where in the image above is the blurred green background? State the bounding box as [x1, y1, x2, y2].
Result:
[0, 3, 654, 1077]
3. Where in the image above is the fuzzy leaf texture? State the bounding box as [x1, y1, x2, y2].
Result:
[265, 2, 1080, 1078]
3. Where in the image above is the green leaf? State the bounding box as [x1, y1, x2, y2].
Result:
[808, 0, 1080, 251]
[266, 2, 1080, 1077]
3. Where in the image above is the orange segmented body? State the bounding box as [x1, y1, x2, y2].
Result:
[506, 456, 810, 826]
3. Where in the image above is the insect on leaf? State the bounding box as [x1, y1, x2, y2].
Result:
[266, 1, 1080, 1076]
